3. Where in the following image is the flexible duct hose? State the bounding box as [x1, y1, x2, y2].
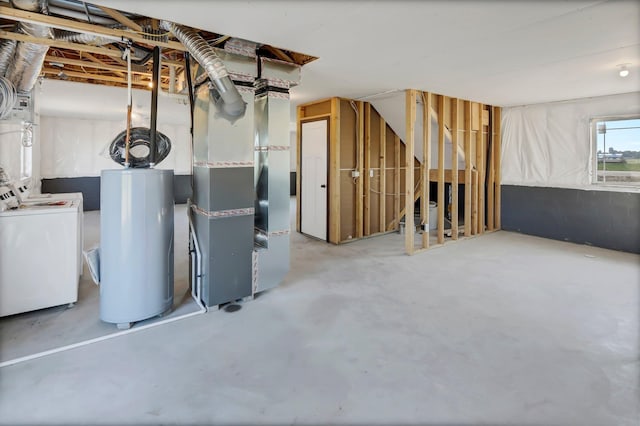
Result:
[161, 21, 246, 120]
[0, 77, 17, 120]
[109, 127, 171, 168]
[5, 0, 54, 93]
[0, 40, 17, 76]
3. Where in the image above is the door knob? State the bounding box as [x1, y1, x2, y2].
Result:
[320, 184, 326, 188]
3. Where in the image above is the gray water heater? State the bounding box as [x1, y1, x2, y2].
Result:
[100, 168, 174, 328]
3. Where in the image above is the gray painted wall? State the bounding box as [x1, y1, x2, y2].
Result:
[502, 185, 640, 254]
[41, 175, 192, 211]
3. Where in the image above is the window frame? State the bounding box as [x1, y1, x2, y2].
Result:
[589, 114, 640, 189]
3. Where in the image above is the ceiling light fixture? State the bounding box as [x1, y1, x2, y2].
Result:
[617, 64, 630, 78]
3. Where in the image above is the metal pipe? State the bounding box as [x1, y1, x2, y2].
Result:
[161, 21, 246, 121]
[0, 39, 17, 75]
[149, 46, 160, 167]
[5, 0, 53, 93]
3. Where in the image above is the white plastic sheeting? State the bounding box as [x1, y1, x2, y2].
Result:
[40, 116, 190, 177]
[501, 92, 640, 188]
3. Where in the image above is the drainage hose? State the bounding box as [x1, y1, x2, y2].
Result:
[109, 127, 171, 168]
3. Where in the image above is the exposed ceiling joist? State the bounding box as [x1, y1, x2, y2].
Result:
[95, 5, 143, 32]
[0, 28, 123, 57]
[45, 55, 150, 76]
[42, 67, 169, 88]
[0, 5, 185, 51]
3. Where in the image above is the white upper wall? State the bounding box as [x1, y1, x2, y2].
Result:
[94, 0, 640, 109]
[501, 92, 640, 188]
[37, 80, 191, 178]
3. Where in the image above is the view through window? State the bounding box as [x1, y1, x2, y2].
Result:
[593, 117, 640, 185]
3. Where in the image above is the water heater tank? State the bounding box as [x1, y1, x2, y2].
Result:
[100, 168, 174, 327]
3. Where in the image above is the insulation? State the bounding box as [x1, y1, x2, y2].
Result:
[0, 40, 17, 76]
[501, 92, 640, 188]
[4, 0, 53, 93]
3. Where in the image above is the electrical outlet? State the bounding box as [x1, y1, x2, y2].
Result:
[351, 170, 360, 178]
[369, 169, 374, 177]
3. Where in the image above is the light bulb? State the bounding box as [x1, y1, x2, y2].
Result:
[618, 64, 630, 78]
[148, 81, 154, 88]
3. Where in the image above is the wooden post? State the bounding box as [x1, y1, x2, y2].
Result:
[471, 170, 478, 235]
[487, 105, 495, 231]
[355, 101, 365, 239]
[437, 95, 445, 244]
[451, 98, 459, 240]
[379, 118, 386, 233]
[329, 98, 341, 243]
[477, 104, 485, 234]
[363, 103, 371, 236]
[464, 101, 472, 237]
[422, 91, 432, 249]
[494, 106, 502, 230]
[405, 89, 416, 254]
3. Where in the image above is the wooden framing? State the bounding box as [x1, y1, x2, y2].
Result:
[494, 107, 502, 230]
[464, 101, 472, 237]
[297, 94, 501, 249]
[437, 95, 446, 244]
[450, 98, 459, 241]
[330, 98, 341, 243]
[405, 90, 417, 254]
[421, 91, 432, 249]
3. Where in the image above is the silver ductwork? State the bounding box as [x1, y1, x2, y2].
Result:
[252, 57, 300, 293]
[0, 40, 17, 76]
[54, 29, 113, 46]
[161, 21, 246, 121]
[4, 0, 53, 93]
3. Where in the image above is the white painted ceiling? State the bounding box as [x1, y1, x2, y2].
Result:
[90, 0, 639, 109]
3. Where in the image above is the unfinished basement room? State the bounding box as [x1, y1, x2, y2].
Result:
[0, 1, 638, 425]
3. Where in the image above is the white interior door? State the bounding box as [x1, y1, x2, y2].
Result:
[301, 120, 328, 240]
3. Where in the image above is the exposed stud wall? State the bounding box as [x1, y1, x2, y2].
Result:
[298, 92, 501, 249]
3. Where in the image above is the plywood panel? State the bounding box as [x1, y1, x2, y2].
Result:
[370, 169, 380, 233]
[385, 126, 396, 167]
[340, 170, 357, 241]
[339, 99, 357, 169]
[471, 102, 480, 131]
[303, 100, 331, 117]
[369, 109, 381, 169]
[385, 169, 395, 230]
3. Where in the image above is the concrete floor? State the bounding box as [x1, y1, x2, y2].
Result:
[0, 205, 198, 363]
[0, 199, 638, 425]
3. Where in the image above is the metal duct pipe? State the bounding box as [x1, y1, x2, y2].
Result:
[160, 21, 246, 121]
[54, 29, 114, 46]
[0, 39, 17, 76]
[5, 0, 53, 93]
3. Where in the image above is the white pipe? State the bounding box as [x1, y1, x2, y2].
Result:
[0, 300, 206, 368]
[188, 208, 206, 312]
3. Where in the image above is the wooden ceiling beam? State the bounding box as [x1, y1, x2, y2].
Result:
[41, 67, 140, 85]
[95, 5, 143, 32]
[262, 45, 294, 63]
[0, 29, 123, 57]
[45, 55, 146, 76]
[77, 52, 125, 77]
[0, 5, 185, 51]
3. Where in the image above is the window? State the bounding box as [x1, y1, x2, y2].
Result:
[591, 116, 640, 186]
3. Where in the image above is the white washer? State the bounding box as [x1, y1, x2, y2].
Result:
[0, 196, 82, 317]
